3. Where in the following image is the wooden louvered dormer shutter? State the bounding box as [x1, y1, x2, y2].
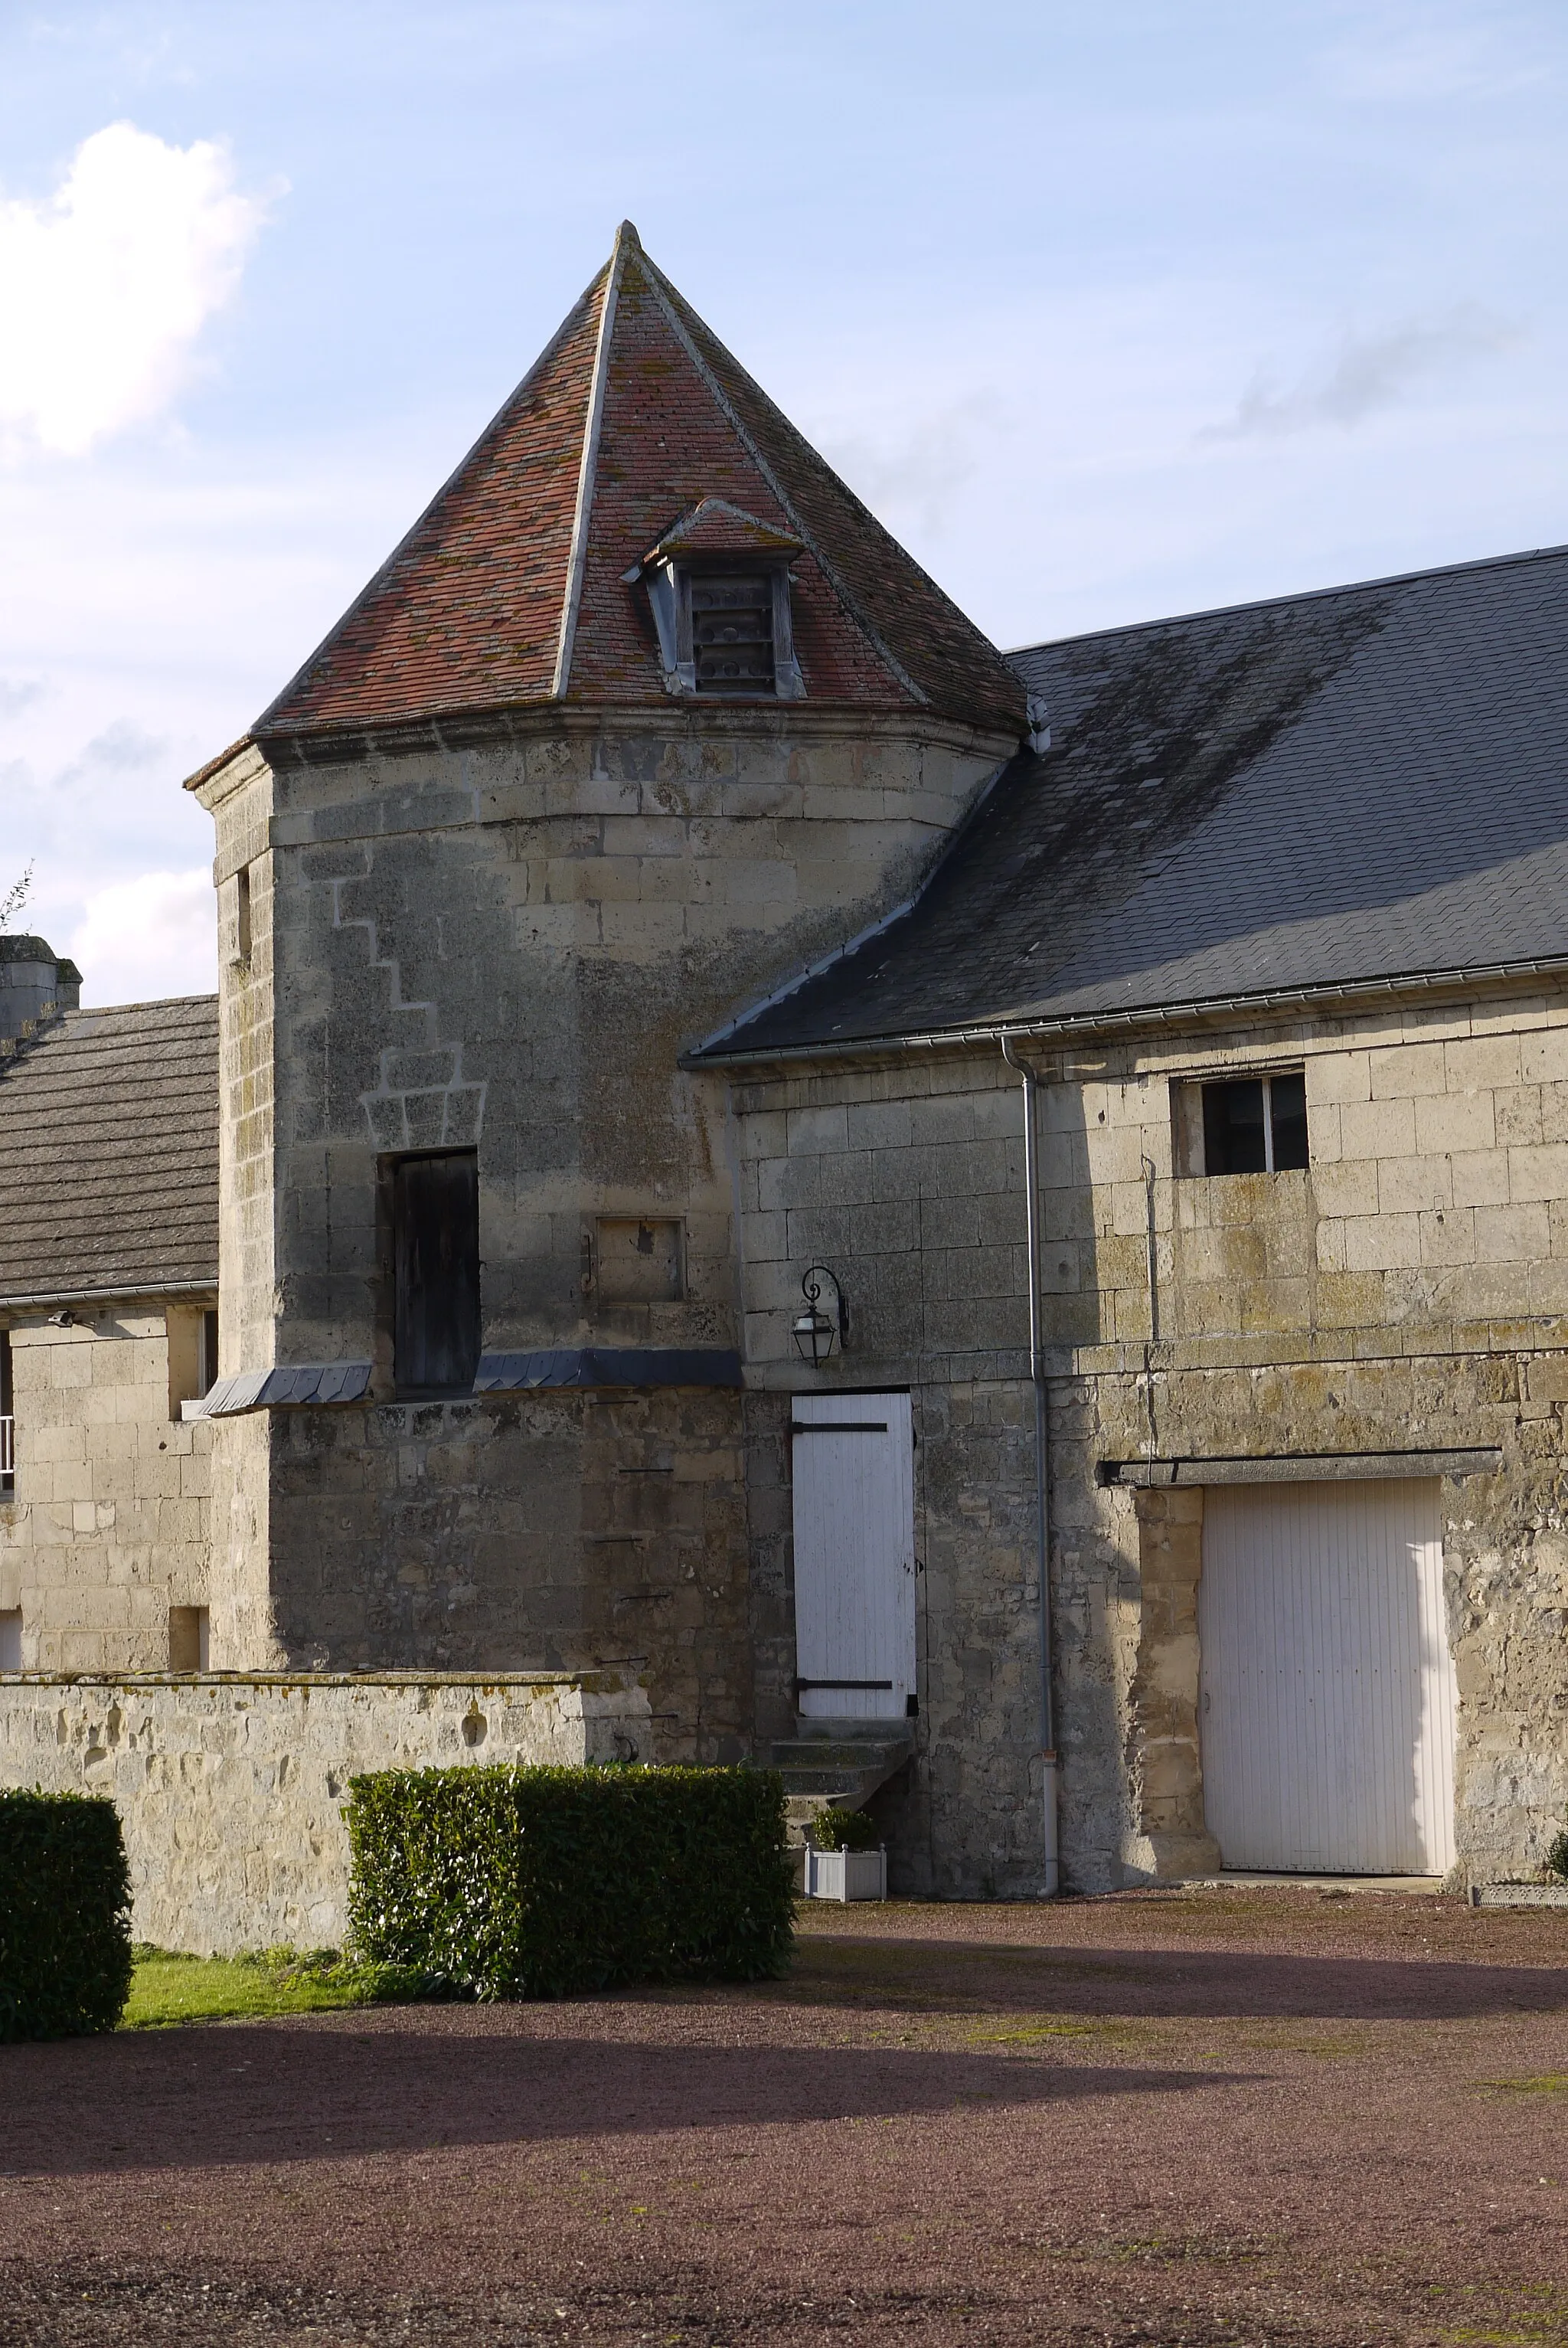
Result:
[690, 574, 776, 695]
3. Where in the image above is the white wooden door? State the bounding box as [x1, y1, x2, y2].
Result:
[792, 1392, 916, 1722]
[1199, 1479, 1456, 1874]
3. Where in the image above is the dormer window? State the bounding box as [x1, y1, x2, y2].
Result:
[627, 499, 805, 701]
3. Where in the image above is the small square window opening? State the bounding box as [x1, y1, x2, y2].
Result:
[1196, 1071, 1309, 1176]
[168, 1604, 209, 1672]
[592, 1217, 684, 1304]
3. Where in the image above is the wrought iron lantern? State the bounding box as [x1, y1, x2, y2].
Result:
[792, 1264, 848, 1366]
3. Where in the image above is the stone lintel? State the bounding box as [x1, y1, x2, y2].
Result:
[1106, 1447, 1502, 1488]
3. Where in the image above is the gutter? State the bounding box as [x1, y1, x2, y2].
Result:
[0, 1278, 217, 1313]
[999, 1035, 1059, 1898]
[693, 952, 1568, 1072]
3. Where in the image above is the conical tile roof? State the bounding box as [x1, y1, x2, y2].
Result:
[254, 224, 1025, 741]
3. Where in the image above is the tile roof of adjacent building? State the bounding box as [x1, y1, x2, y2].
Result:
[0, 996, 218, 1304]
[240, 223, 1024, 750]
[696, 544, 1568, 1058]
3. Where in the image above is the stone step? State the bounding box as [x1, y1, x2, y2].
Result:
[769, 1729, 913, 1847]
[777, 1766, 874, 1797]
[760, 1739, 911, 1772]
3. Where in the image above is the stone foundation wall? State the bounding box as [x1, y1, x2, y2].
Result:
[0, 1669, 652, 1953]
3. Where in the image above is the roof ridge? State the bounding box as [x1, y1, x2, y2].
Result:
[63, 995, 220, 1022]
[551, 221, 635, 699]
[1008, 540, 1568, 661]
[632, 247, 928, 708]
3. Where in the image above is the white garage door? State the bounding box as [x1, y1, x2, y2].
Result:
[1198, 1479, 1456, 1875]
[792, 1392, 916, 1722]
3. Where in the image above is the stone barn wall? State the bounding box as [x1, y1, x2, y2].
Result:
[733, 988, 1568, 1895]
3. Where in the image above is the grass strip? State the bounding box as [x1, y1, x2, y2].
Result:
[121, 1944, 440, 2029]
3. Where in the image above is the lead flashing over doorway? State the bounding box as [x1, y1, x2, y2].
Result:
[1099, 1447, 1503, 1488]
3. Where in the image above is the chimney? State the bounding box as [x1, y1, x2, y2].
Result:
[0, 937, 80, 1047]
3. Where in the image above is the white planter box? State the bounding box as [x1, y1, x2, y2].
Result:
[803, 1844, 887, 1902]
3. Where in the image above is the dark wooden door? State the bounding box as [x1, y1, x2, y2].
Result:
[393, 1152, 480, 1394]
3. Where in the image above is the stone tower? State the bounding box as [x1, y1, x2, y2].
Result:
[187, 222, 1025, 1757]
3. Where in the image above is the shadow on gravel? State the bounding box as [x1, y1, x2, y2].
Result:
[0, 2031, 1232, 2176]
[782, 1939, 1568, 2021]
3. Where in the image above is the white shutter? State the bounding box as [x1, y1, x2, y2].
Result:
[791, 1392, 916, 1721]
[1198, 1478, 1456, 1875]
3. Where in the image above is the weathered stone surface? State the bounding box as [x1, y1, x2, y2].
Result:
[0, 1670, 652, 1952]
[0, 1315, 213, 1671]
[734, 1002, 1568, 1894]
[189, 712, 1009, 1717]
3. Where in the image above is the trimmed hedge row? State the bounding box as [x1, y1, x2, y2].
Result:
[346, 1764, 794, 1998]
[0, 1790, 134, 2040]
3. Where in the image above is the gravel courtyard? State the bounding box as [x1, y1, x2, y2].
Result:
[2, 1887, 1566, 2347]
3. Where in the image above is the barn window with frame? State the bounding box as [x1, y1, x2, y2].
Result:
[1174, 1070, 1309, 1176]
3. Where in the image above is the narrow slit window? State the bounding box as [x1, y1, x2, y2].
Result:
[234, 863, 253, 965]
[1198, 1071, 1309, 1175]
[199, 1307, 220, 1397]
[0, 1327, 11, 1493]
[391, 1150, 481, 1396]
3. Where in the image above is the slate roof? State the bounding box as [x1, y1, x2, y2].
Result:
[0, 997, 219, 1304]
[697, 545, 1568, 1059]
[246, 224, 1024, 746]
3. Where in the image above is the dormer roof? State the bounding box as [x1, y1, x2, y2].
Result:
[247, 223, 1025, 746]
[636, 499, 803, 569]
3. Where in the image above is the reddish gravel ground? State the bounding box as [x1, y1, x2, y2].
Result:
[2, 1886, 1567, 2346]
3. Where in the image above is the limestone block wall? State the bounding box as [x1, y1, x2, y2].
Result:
[1061, 1350, 1568, 1889]
[0, 1313, 212, 1671]
[0, 1669, 652, 1952]
[1030, 993, 1568, 1351]
[195, 711, 1008, 1384]
[732, 986, 1568, 1892]
[189, 710, 1011, 1681]
[240, 1388, 753, 1761]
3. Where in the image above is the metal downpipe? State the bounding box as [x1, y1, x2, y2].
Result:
[1001, 1034, 1059, 1895]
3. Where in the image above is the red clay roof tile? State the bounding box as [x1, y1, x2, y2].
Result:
[253, 224, 1025, 743]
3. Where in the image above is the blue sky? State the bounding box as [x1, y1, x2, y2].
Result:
[2, 0, 1565, 1001]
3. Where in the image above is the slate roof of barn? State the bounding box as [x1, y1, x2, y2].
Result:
[0, 996, 219, 1305]
[230, 222, 1024, 754]
[695, 544, 1568, 1060]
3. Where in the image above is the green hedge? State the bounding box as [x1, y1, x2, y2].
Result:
[346, 1764, 795, 1999]
[0, 1790, 134, 2040]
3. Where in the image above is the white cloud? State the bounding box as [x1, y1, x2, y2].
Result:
[0, 122, 272, 457]
[67, 868, 216, 1006]
[1204, 306, 1522, 440]
[0, 675, 45, 717]
[819, 394, 1012, 539]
